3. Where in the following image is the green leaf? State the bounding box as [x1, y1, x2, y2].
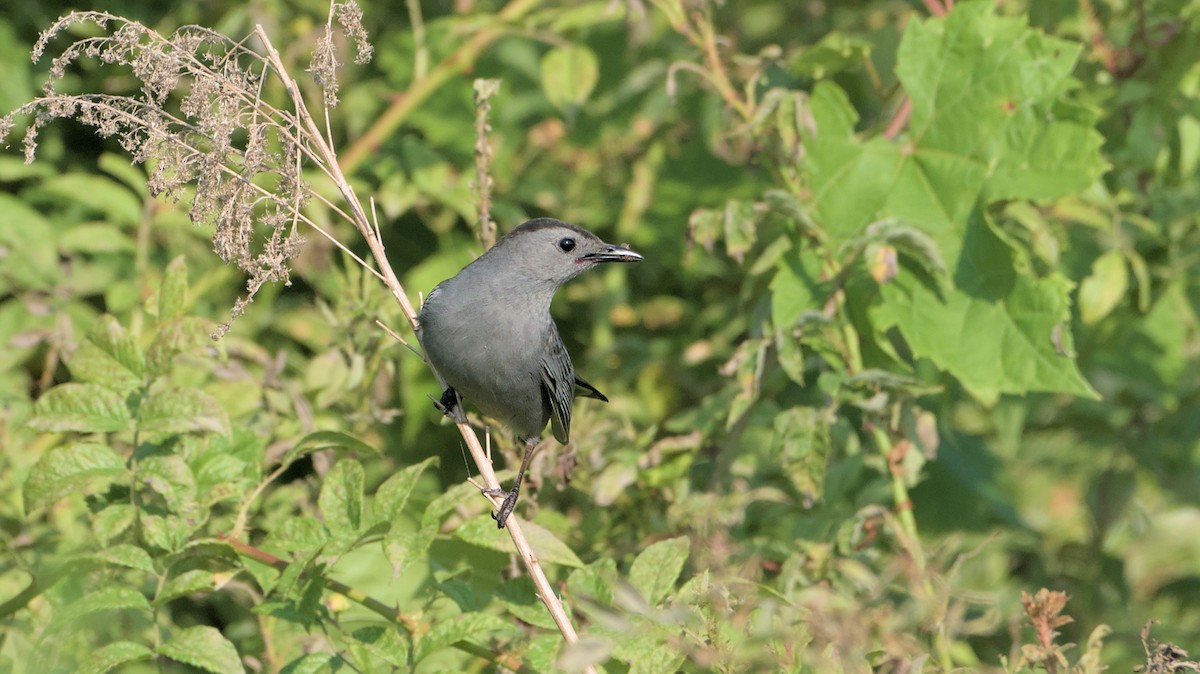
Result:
[93, 503, 136, 545]
[629, 536, 690, 606]
[147, 316, 211, 377]
[568, 558, 619, 606]
[157, 569, 217, 605]
[29, 383, 132, 433]
[157, 626, 244, 674]
[86, 544, 155, 575]
[158, 256, 189, 321]
[540, 44, 599, 111]
[1078, 249, 1128, 325]
[629, 644, 687, 674]
[68, 316, 146, 393]
[58, 223, 136, 254]
[23, 442, 127, 512]
[413, 613, 518, 663]
[140, 454, 199, 514]
[318, 459, 364, 533]
[279, 654, 342, 674]
[280, 430, 379, 467]
[872, 218, 1098, 404]
[0, 194, 61, 290]
[50, 587, 150, 631]
[349, 626, 411, 668]
[269, 516, 330, 555]
[77, 641, 154, 674]
[35, 173, 143, 226]
[497, 577, 559, 630]
[454, 515, 584, 568]
[373, 456, 438, 524]
[139, 513, 195, 553]
[137, 387, 231, 441]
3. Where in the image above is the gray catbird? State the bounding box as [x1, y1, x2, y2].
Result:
[418, 218, 642, 528]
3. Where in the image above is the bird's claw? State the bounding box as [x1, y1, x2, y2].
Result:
[486, 486, 520, 529]
[435, 387, 459, 417]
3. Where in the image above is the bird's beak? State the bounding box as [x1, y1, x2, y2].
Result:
[581, 244, 643, 264]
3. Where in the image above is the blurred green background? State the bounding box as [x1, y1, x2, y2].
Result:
[2, 0, 1199, 671]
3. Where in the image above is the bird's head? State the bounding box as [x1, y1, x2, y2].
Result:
[487, 218, 642, 288]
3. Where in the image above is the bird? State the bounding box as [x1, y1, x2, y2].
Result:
[417, 218, 642, 528]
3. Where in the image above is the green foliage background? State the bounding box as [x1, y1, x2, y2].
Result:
[2, 0, 1199, 671]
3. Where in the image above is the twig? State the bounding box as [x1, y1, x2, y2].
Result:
[252, 23, 591, 664]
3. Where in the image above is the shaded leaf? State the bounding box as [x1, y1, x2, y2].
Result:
[23, 442, 127, 512]
[157, 626, 244, 674]
[629, 536, 690, 606]
[540, 44, 599, 110]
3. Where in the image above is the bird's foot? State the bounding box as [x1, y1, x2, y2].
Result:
[435, 387, 459, 417]
[482, 485, 520, 529]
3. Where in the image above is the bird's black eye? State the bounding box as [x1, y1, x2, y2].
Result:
[557, 237, 576, 253]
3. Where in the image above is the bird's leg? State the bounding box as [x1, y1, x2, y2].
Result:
[435, 387, 459, 417]
[485, 436, 539, 529]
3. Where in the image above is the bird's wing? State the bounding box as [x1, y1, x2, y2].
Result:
[540, 328, 576, 444]
[574, 376, 608, 402]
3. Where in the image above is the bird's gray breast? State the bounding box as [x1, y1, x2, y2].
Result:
[419, 278, 565, 441]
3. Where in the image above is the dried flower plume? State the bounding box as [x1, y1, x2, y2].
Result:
[1, 4, 372, 338]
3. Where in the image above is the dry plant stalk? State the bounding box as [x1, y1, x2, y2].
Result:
[1, 4, 590, 666]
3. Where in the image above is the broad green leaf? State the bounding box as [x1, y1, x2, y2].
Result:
[86, 544, 155, 574]
[789, 31, 872, 79]
[158, 256, 189, 321]
[140, 513, 195, 553]
[0, 194, 61, 290]
[49, 586, 150, 631]
[349, 626, 411, 667]
[872, 218, 1098, 404]
[412, 613, 518, 663]
[1078, 249, 1128, 325]
[35, 173, 143, 226]
[373, 455, 438, 524]
[77, 641, 154, 674]
[30, 383, 132, 433]
[58, 223, 136, 254]
[68, 315, 145, 393]
[568, 558, 619, 606]
[147, 316, 212, 377]
[496, 577, 559, 630]
[157, 570, 217, 605]
[540, 44, 599, 111]
[140, 454, 199, 514]
[93, 503, 136, 545]
[629, 536, 690, 606]
[281, 430, 379, 467]
[629, 644, 687, 674]
[279, 654, 342, 674]
[23, 442, 127, 512]
[318, 459, 364, 532]
[137, 387, 231, 441]
[157, 626, 244, 674]
[454, 515, 584, 568]
[269, 516, 330, 555]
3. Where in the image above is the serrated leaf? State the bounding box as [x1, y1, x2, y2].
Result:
[29, 383, 132, 433]
[540, 44, 599, 111]
[140, 454, 198, 514]
[412, 613, 519, 663]
[86, 544, 155, 574]
[281, 431, 379, 467]
[454, 515, 584, 568]
[157, 570, 217, 605]
[279, 654, 341, 674]
[158, 256, 189, 321]
[1078, 249, 1127, 325]
[93, 503, 136, 545]
[50, 587, 150, 631]
[68, 316, 145, 392]
[140, 513, 193, 552]
[147, 316, 211, 377]
[629, 536, 690, 606]
[138, 387, 231, 442]
[157, 626, 244, 674]
[872, 218, 1098, 405]
[77, 641, 154, 674]
[349, 626, 411, 667]
[373, 456, 439, 524]
[319, 459, 364, 533]
[23, 442, 127, 512]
